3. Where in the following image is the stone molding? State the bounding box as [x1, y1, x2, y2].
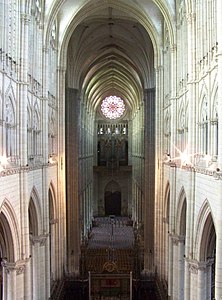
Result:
[164, 161, 221, 178]
[0, 162, 58, 178]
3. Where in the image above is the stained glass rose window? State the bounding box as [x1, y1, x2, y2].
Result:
[101, 96, 125, 119]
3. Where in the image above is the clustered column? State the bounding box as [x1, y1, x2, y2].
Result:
[143, 88, 155, 274]
[66, 88, 80, 275]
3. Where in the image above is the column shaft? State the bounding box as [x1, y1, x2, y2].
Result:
[143, 88, 155, 274]
[66, 87, 80, 275]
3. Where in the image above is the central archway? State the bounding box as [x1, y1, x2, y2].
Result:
[105, 181, 121, 216]
[105, 191, 121, 216]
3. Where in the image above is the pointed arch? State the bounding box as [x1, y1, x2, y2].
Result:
[178, 101, 185, 129]
[194, 200, 216, 261]
[211, 74, 218, 107]
[211, 85, 218, 157]
[0, 199, 20, 261]
[27, 97, 32, 125]
[199, 95, 208, 123]
[164, 109, 171, 135]
[33, 101, 41, 130]
[212, 88, 218, 119]
[4, 84, 16, 127]
[29, 187, 42, 235]
[5, 84, 16, 110]
[105, 180, 121, 193]
[164, 109, 171, 153]
[163, 181, 170, 282]
[176, 187, 187, 236]
[48, 181, 57, 220]
[48, 181, 58, 282]
[164, 181, 170, 223]
[198, 90, 209, 155]
[104, 181, 121, 216]
[199, 81, 208, 122]
[4, 85, 16, 158]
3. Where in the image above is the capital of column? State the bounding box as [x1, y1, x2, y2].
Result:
[50, 218, 59, 225]
[187, 259, 199, 274]
[169, 233, 185, 246]
[1, 259, 29, 275]
[186, 12, 196, 24]
[210, 119, 218, 125]
[162, 217, 168, 223]
[155, 65, 163, 73]
[57, 66, 66, 73]
[30, 233, 49, 246]
[43, 46, 49, 54]
[186, 258, 211, 274]
[170, 44, 177, 53]
[20, 13, 31, 25]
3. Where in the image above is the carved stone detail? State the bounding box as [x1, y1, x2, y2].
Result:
[50, 218, 59, 225]
[189, 264, 198, 274]
[1, 259, 29, 275]
[169, 234, 179, 246]
[187, 259, 210, 274]
[186, 12, 196, 24]
[20, 13, 31, 25]
[30, 233, 49, 246]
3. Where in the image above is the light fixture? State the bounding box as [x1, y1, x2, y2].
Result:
[48, 156, 53, 164]
[166, 145, 194, 167]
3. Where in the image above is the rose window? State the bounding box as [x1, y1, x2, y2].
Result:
[101, 96, 125, 119]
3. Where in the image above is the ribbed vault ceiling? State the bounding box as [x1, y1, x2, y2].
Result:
[66, 6, 155, 117]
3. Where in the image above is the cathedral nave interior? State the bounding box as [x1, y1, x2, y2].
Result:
[0, 0, 221, 299]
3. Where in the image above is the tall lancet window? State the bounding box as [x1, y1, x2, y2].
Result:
[178, 103, 188, 152]
[48, 108, 56, 155]
[27, 103, 32, 158]
[33, 102, 40, 156]
[164, 110, 171, 155]
[5, 97, 15, 158]
[211, 96, 218, 158]
[199, 97, 208, 155]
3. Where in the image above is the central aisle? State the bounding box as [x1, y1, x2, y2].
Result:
[64, 217, 162, 299]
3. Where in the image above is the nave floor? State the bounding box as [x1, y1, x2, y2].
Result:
[63, 217, 163, 300]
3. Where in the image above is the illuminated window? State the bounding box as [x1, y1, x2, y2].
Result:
[101, 96, 125, 119]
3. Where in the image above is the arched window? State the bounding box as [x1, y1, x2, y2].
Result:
[48, 108, 56, 156]
[211, 95, 218, 158]
[48, 187, 57, 284]
[199, 97, 208, 155]
[27, 102, 32, 158]
[33, 102, 40, 157]
[178, 102, 187, 153]
[164, 110, 171, 154]
[5, 97, 15, 158]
